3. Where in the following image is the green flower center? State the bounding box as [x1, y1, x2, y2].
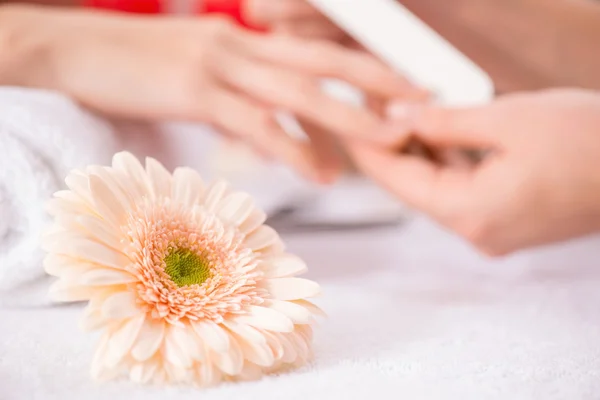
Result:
[164, 248, 211, 287]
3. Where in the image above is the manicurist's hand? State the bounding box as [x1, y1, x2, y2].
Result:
[0, 4, 419, 182]
[348, 88, 600, 255]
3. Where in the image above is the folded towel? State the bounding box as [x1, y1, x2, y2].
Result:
[0, 87, 120, 291]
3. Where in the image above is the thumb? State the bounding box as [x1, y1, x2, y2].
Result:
[384, 102, 497, 148]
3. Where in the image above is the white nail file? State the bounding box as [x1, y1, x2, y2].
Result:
[307, 0, 494, 106]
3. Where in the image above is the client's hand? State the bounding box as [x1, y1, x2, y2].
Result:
[244, 0, 347, 41]
[1, 5, 418, 182]
[348, 88, 600, 256]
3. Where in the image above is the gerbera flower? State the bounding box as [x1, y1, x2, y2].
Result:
[42, 151, 324, 386]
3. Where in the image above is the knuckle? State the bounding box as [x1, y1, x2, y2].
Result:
[421, 108, 453, 132]
[288, 79, 320, 108]
[454, 215, 494, 251]
[205, 17, 238, 41]
[251, 109, 274, 132]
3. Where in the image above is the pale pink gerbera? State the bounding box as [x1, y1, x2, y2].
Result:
[42, 151, 324, 386]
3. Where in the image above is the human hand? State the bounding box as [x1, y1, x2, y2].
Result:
[347, 88, 600, 256]
[3, 5, 421, 183]
[244, 0, 347, 42]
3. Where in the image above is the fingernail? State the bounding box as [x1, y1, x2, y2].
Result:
[386, 101, 418, 121]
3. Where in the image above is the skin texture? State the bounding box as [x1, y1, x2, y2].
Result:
[244, 0, 347, 41]
[348, 89, 600, 256]
[0, 4, 423, 183]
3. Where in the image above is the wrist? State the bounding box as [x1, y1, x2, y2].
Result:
[0, 4, 59, 88]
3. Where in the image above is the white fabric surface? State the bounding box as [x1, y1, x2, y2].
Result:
[2, 88, 600, 399]
[0, 88, 120, 291]
[3, 217, 600, 399]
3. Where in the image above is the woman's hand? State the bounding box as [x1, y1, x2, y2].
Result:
[348, 88, 600, 255]
[244, 0, 347, 41]
[1, 5, 420, 182]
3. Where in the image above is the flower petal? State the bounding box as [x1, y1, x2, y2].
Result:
[79, 309, 110, 332]
[222, 320, 266, 345]
[261, 254, 307, 278]
[64, 169, 93, 205]
[145, 157, 172, 199]
[131, 319, 165, 362]
[43, 254, 79, 277]
[112, 152, 149, 198]
[244, 226, 279, 250]
[262, 331, 284, 361]
[203, 180, 229, 212]
[130, 359, 159, 384]
[80, 268, 137, 286]
[106, 314, 146, 367]
[89, 174, 128, 227]
[291, 299, 327, 317]
[77, 215, 124, 251]
[44, 236, 130, 270]
[211, 337, 243, 376]
[101, 291, 139, 319]
[265, 300, 313, 324]
[191, 320, 230, 353]
[164, 362, 192, 384]
[238, 210, 266, 234]
[216, 192, 255, 227]
[48, 280, 93, 303]
[275, 333, 297, 364]
[91, 331, 112, 381]
[237, 362, 263, 381]
[233, 305, 294, 333]
[256, 238, 286, 255]
[46, 196, 89, 217]
[263, 278, 321, 300]
[172, 167, 205, 207]
[164, 326, 194, 368]
[234, 332, 274, 368]
[87, 165, 134, 212]
[197, 358, 220, 387]
[170, 324, 206, 361]
[286, 331, 309, 362]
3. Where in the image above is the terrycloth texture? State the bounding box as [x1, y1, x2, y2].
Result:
[3, 217, 600, 399]
[0, 88, 119, 291]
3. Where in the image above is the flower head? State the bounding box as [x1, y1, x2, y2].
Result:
[42, 152, 324, 385]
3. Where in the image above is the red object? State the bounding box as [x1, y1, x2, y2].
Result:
[85, 0, 162, 14]
[85, 0, 265, 30]
[200, 0, 256, 29]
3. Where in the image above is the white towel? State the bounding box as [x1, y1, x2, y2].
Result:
[3, 217, 600, 399]
[0, 87, 120, 291]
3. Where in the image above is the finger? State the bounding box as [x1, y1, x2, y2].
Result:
[233, 33, 424, 100]
[204, 88, 325, 182]
[296, 117, 346, 183]
[272, 19, 346, 42]
[213, 50, 396, 143]
[244, 0, 317, 25]
[271, 18, 346, 41]
[384, 102, 498, 148]
[345, 141, 474, 220]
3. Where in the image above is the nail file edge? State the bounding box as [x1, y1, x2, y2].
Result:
[307, 0, 494, 106]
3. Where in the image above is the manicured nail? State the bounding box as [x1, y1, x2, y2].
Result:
[386, 101, 418, 121]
